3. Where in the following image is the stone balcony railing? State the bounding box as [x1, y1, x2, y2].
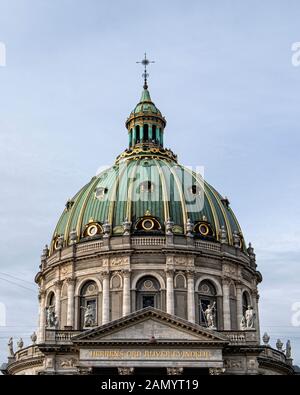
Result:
[43, 235, 249, 268]
[14, 345, 44, 362]
[220, 330, 259, 345]
[44, 329, 259, 347]
[45, 329, 82, 344]
[132, 237, 166, 246]
[259, 346, 288, 364]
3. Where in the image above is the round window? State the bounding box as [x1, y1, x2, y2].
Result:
[87, 224, 98, 237]
[142, 219, 155, 231]
[199, 224, 209, 236]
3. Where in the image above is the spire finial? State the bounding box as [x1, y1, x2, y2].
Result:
[136, 52, 155, 89]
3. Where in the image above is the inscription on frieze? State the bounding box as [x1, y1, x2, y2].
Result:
[80, 348, 221, 361]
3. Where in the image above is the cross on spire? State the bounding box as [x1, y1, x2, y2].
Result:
[136, 52, 155, 89]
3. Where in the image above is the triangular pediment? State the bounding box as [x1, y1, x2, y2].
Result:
[72, 308, 228, 345]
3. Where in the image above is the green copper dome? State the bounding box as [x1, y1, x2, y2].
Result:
[50, 85, 245, 254]
[51, 156, 244, 252]
[131, 88, 162, 116]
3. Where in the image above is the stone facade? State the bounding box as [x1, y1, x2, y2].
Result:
[1, 235, 294, 375]
[1, 75, 296, 376]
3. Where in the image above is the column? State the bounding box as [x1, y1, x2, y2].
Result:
[129, 130, 132, 147]
[54, 280, 62, 329]
[160, 129, 164, 146]
[38, 290, 46, 343]
[222, 279, 231, 330]
[132, 127, 136, 146]
[236, 284, 243, 329]
[140, 125, 144, 142]
[66, 278, 75, 328]
[102, 271, 110, 324]
[166, 270, 174, 315]
[122, 270, 131, 317]
[187, 271, 195, 323]
[149, 124, 153, 141]
[157, 128, 161, 146]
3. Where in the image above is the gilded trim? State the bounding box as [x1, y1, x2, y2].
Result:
[183, 167, 220, 240]
[64, 184, 90, 245]
[125, 159, 140, 222]
[76, 177, 101, 240]
[205, 182, 232, 244]
[162, 160, 188, 231]
[154, 160, 170, 222]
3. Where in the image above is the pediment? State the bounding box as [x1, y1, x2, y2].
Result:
[72, 308, 228, 344]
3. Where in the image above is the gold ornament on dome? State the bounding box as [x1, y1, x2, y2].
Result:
[83, 221, 103, 238]
[141, 218, 155, 231]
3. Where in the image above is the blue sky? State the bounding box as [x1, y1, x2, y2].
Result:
[0, 0, 300, 367]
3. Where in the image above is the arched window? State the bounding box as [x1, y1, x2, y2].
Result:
[175, 274, 186, 289]
[152, 125, 157, 143]
[48, 292, 55, 308]
[80, 281, 98, 329]
[46, 292, 56, 328]
[136, 276, 160, 310]
[242, 291, 250, 316]
[143, 124, 149, 142]
[136, 125, 140, 143]
[198, 280, 217, 328]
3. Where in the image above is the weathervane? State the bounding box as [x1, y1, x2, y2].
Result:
[136, 52, 155, 89]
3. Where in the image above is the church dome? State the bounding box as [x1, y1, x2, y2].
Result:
[6, 58, 293, 378]
[50, 86, 245, 254]
[130, 88, 163, 116]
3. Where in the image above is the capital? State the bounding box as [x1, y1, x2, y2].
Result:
[122, 269, 131, 277]
[54, 280, 63, 289]
[165, 268, 175, 276]
[101, 270, 110, 280]
[38, 290, 46, 301]
[222, 278, 231, 287]
[186, 269, 195, 279]
[65, 277, 76, 286]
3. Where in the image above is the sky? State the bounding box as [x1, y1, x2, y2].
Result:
[0, 0, 300, 368]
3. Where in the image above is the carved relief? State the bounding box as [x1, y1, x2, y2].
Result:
[45, 358, 53, 368]
[247, 359, 257, 370]
[209, 368, 225, 375]
[223, 264, 237, 277]
[60, 358, 77, 368]
[224, 359, 243, 369]
[166, 256, 173, 265]
[186, 257, 194, 267]
[118, 367, 134, 375]
[102, 258, 109, 268]
[61, 265, 72, 278]
[110, 256, 130, 266]
[174, 256, 186, 265]
[167, 367, 183, 375]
